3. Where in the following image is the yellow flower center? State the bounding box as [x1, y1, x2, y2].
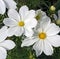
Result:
[18, 21, 24, 27]
[38, 32, 46, 40]
[35, 13, 41, 20]
[36, 14, 40, 20]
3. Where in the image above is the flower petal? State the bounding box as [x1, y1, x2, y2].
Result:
[0, 40, 16, 50]
[3, 0, 17, 9]
[8, 26, 18, 37]
[36, 16, 51, 31]
[3, 18, 17, 27]
[46, 23, 60, 36]
[0, 47, 7, 59]
[40, 16, 51, 30]
[43, 40, 53, 55]
[25, 10, 36, 19]
[24, 28, 34, 37]
[53, 14, 57, 20]
[21, 37, 38, 47]
[25, 18, 37, 28]
[8, 9, 20, 21]
[19, 5, 29, 20]
[0, 26, 8, 42]
[0, 0, 6, 14]
[33, 40, 43, 56]
[47, 35, 60, 47]
[15, 27, 24, 36]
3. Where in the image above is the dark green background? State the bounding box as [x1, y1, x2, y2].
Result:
[0, 0, 60, 59]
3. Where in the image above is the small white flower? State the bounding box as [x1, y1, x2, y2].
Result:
[35, 9, 46, 20]
[21, 16, 60, 56]
[53, 10, 60, 25]
[0, 0, 17, 14]
[3, 5, 37, 37]
[53, 10, 60, 20]
[0, 26, 16, 59]
[35, 9, 47, 29]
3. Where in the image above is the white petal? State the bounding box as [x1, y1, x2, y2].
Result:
[0, 0, 6, 14]
[43, 40, 53, 55]
[21, 37, 38, 47]
[0, 47, 7, 59]
[3, 18, 17, 27]
[37, 15, 51, 31]
[40, 10, 46, 17]
[19, 5, 29, 20]
[40, 16, 51, 30]
[15, 27, 24, 36]
[8, 26, 18, 37]
[46, 23, 60, 36]
[53, 14, 57, 20]
[3, 0, 17, 9]
[36, 9, 46, 17]
[24, 28, 34, 37]
[47, 35, 60, 47]
[0, 40, 16, 50]
[33, 40, 43, 56]
[8, 9, 20, 21]
[0, 26, 8, 42]
[25, 10, 36, 19]
[25, 18, 37, 28]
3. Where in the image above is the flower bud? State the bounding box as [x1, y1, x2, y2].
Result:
[50, 5, 56, 11]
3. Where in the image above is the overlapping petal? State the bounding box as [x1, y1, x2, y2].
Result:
[33, 40, 43, 56]
[3, 18, 17, 27]
[0, 47, 7, 59]
[19, 5, 29, 20]
[47, 35, 60, 47]
[46, 23, 60, 36]
[43, 40, 53, 55]
[25, 18, 37, 28]
[21, 37, 38, 47]
[24, 28, 34, 37]
[0, 40, 16, 50]
[0, 0, 6, 14]
[8, 9, 20, 21]
[14, 27, 24, 36]
[3, 0, 17, 9]
[0, 26, 8, 42]
[8, 27, 18, 36]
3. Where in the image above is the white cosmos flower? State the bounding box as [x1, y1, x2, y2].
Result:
[0, 0, 17, 14]
[35, 9, 46, 20]
[0, 26, 16, 59]
[35, 9, 47, 29]
[3, 5, 37, 37]
[21, 16, 60, 56]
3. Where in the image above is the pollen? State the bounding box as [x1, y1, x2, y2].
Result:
[38, 32, 46, 40]
[36, 15, 40, 20]
[18, 21, 24, 27]
[35, 14, 41, 20]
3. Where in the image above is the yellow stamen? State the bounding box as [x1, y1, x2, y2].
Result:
[18, 21, 24, 27]
[35, 14, 41, 20]
[38, 32, 46, 40]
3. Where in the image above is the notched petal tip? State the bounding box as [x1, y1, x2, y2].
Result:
[0, 40, 16, 50]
